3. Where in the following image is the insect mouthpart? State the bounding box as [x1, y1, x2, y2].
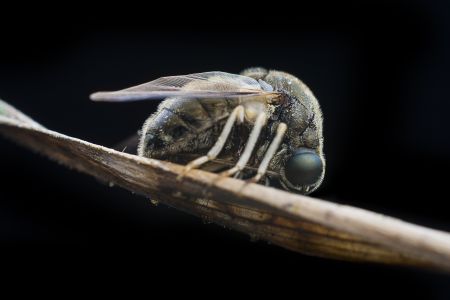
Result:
[280, 148, 325, 194]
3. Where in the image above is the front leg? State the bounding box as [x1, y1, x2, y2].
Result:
[248, 122, 287, 183]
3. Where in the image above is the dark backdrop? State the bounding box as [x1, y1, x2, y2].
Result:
[1, 1, 449, 297]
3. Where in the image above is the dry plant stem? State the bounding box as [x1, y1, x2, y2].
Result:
[1, 99, 450, 272]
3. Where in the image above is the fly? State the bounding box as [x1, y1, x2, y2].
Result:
[91, 67, 325, 194]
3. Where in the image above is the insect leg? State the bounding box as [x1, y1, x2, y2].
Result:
[180, 105, 245, 176]
[249, 122, 287, 183]
[220, 112, 267, 177]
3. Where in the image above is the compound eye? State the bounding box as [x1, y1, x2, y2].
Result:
[285, 148, 323, 186]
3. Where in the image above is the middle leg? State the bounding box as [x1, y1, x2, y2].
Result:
[220, 112, 267, 177]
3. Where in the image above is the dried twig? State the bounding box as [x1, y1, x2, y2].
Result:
[1, 99, 450, 271]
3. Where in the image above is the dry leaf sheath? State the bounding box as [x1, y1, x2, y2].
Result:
[1, 99, 450, 271]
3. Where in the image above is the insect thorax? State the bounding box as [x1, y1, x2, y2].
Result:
[250, 69, 324, 155]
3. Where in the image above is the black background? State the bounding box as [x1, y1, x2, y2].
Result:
[1, 1, 450, 297]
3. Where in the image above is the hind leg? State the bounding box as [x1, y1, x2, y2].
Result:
[179, 105, 244, 177]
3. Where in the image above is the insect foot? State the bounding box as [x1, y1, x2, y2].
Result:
[176, 156, 209, 181]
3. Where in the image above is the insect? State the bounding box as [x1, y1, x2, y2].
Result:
[91, 67, 325, 194]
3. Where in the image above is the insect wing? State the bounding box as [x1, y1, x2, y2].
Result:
[90, 72, 280, 102]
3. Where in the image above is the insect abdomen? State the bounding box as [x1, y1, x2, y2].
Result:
[138, 97, 236, 159]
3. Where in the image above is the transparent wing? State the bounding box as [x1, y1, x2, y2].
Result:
[90, 71, 280, 102]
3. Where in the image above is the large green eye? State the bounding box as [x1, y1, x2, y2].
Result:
[285, 148, 323, 186]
